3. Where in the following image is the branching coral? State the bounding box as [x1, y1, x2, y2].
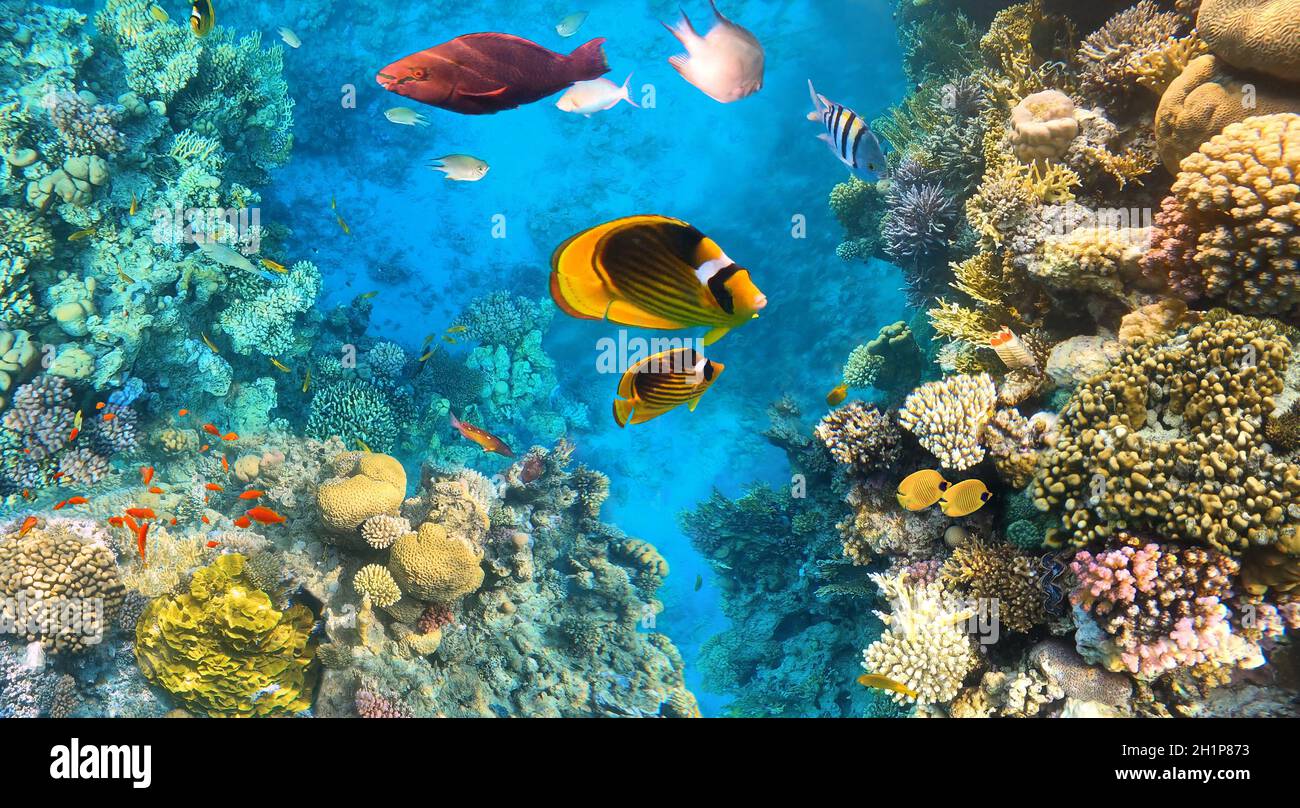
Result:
[898, 373, 997, 471]
[1070, 535, 1264, 678]
[1077, 1, 1187, 107]
[815, 401, 903, 475]
[863, 572, 978, 705]
[942, 540, 1048, 633]
[1034, 313, 1300, 554]
[306, 380, 398, 454]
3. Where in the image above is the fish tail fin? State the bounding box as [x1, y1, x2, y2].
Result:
[569, 37, 609, 80]
[663, 9, 699, 47]
[702, 326, 731, 346]
[612, 398, 635, 428]
[622, 74, 640, 108]
[449, 410, 461, 431]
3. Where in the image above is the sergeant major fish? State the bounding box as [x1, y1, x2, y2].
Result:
[807, 80, 888, 181]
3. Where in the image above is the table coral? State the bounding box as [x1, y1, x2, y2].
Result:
[898, 373, 997, 471]
[134, 554, 317, 717]
[0, 519, 124, 654]
[863, 571, 978, 705]
[1034, 313, 1299, 554]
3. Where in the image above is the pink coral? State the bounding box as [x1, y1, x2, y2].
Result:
[354, 686, 411, 719]
[1070, 536, 1250, 677]
[1140, 196, 1205, 301]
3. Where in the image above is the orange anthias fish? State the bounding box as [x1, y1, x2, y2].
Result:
[54, 500, 68, 510]
[148, 486, 164, 495]
[108, 517, 125, 529]
[18, 516, 38, 537]
[222, 432, 239, 441]
[126, 507, 156, 520]
[123, 515, 140, 535]
[178, 408, 190, 417]
[95, 402, 106, 410]
[137, 522, 149, 566]
[201, 515, 212, 525]
[221, 455, 229, 474]
[233, 516, 252, 529]
[102, 412, 117, 422]
[206, 483, 224, 492]
[245, 506, 287, 525]
[202, 423, 221, 436]
[141, 466, 155, 486]
[239, 490, 265, 500]
[66, 496, 89, 506]
[450, 411, 514, 458]
[206, 540, 220, 548]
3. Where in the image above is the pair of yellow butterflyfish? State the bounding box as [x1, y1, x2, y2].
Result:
[549, 215, 767, 427]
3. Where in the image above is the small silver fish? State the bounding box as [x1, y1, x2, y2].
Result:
[277, 27, 301, 48]
[556, 11, 589, 37]
[429, 154, 490, 182]
[384, 107, 429, 127]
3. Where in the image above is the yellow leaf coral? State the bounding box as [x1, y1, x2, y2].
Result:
[134, 554, 318, 717]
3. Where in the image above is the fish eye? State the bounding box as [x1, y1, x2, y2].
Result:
[703, 363, 715, 381]
[411, 67, 427, 80]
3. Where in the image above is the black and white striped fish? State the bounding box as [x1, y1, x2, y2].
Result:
[807, 80, 888, 181]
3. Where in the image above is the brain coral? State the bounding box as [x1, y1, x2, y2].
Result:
[134, 554, 317, 717]
[1033, 313, 1300, 555]
[863, 572, 978, 705]
[898, 373, 997, 471]
[1154, 55, 1299, 174]
[1009, 90, 1079, 162]
[317, 453, 407, 533]
[0, 520, 124, 654]
[1156, 114, 1300, 317]
[1197, 0, 1300, 83]
[387, 522, 485, 603]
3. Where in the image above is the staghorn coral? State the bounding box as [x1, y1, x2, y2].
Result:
[863, 572, 979, 705]
[898, 373, 997, 471]
[1034, 313, 1299, 554]
[134, 555, 317, 717]
[1197, 0, 1300, 83]
[942, 540, 1049, 633]
[815, 401, 903, 475]
[1070, 535, 1263, 678]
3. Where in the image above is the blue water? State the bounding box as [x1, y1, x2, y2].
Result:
[257, 0, 908, 714]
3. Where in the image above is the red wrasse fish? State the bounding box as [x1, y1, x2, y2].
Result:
[245, 506, 286, 525]
[376, 33, 609, 115]
[450, 411, 514, 457]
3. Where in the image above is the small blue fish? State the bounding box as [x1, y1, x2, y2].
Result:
[807, 79, 888, 181]
[250, 683, 282, 703]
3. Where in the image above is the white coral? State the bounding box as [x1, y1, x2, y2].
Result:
[898, 373, 997, 471]
[862, 572, 979, 706]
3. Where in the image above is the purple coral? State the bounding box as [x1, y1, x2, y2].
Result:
[58, 446, 112, 486]
[2, 376, 74, 460]
[354, 686, 412, 718]
[1139, 195, 1205, 301]
[882, 182, 956, 268]
[46, 92, 125, 156]
[1070, 536, 1249, 678]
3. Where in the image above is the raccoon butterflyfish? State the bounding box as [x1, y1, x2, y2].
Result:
[940, 479, 992, 518]
[612, 348, 724, 428]
[857, 674, 918, 701]
[550, 215, 767, 346]
[189, 0, 214, 37]
[450, 411, 514, 458]
[896, 469, 949, 512]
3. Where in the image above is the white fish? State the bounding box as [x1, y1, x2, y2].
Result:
[556, 11, 589, 38]
[556, 74, 639, 116]
[429, 154, 490, 182]
[195, 237, 275, 280]
[662, 0, 764, 103]
[384, 107, 429, 127]
[277, 27, 301, 48]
